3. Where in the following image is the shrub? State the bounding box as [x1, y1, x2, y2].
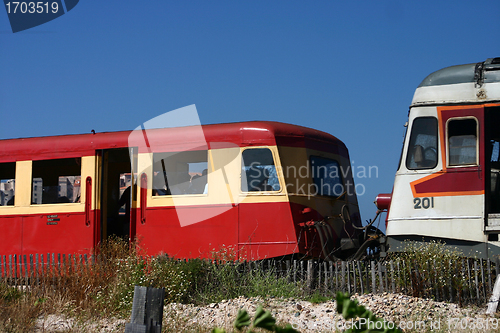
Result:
[393, 240, 467, 301]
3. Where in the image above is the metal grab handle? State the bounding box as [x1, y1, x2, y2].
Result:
[85, 177, 92, 226]
[140, 173, 147, 224]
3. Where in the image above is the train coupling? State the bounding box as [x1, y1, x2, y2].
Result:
[340, 238, 360, 250]
[377, 236, 387, 257]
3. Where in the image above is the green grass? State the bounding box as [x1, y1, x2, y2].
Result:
[0, 238, 494, 332]
[306, 290, 333, 304]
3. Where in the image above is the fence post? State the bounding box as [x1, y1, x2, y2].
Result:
[317, 261, 322, 289]
[346, 261, 351, 294]
[35, 254, 39, 283]
[306, 260, 315, 291]
[396, 260, 401, 293]
[335, 261, 339, 291]
[23, 254, 28, 285]
[125, 286, 165, 333]
[480, 258, 486, 302]
[329, 262, 333, 291]
[287, 260, 291, 282]
[474, 260, 480, 303]
[383, 262, 388, 292]
[371, 261, 376, 294]
[300, 260, 304, 284]
[487, 273, 500, 314]
[352, 261, 357, 294]
[323, 262, 328, 291]
[293, 260, 297, 283]
[488, 259, 493, 300]
[390, 261, 395, 293]
[0, 255, 4, 282]
[341, 261, 346, 292]
[434, 260, 440, 301]
[29, 254, 34, 288]
[377, 261, 383, 294]
[467, 259, 473, 301]
[357, 261, 364, 294]
[404, 260, 410, 294]
[14, 255, 18, 287]
[40, 254, 44, 283]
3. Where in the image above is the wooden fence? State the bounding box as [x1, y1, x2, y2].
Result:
[1, 254, 498, 306]
[0, 253, 95, 288]
[268, 258, 499, 305]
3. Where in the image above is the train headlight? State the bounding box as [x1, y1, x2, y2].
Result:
[375, 193, 392, 211]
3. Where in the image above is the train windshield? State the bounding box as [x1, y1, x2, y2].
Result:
[241, 148, 280, 192]
[310, 156, 343, 197]
[406, 117, 438, 170]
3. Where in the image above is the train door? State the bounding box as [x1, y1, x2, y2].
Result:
[438, 106, 485, 220]
[485, 106, 500, 236]
[97, 148, 136, 242]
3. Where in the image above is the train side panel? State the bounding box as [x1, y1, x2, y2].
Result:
[0, 157, 97, 256]
[1, 121, 361, 260]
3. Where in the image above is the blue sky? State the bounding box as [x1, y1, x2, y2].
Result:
[1, 1, 499, 229]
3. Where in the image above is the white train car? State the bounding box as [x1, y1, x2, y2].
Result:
[377, 57, 500, 259]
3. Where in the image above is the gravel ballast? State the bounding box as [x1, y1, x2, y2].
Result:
[164, 293, 494, 332]
[36, 293, 497, 332]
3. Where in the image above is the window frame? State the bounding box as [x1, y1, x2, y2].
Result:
[30, 157, 82, 205]
[241, 147, 282, 194]
[151, 150, 209, 198]
[397, 122, 409, 171]
[446, 116, 479, 168]
[309, 155, 344, 198]
[405, 116, 439, 171]
[0, 162, 16, 207]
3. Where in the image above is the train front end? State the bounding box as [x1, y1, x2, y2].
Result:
[380, 57, 500, 259]
[273, 125, 365, 260]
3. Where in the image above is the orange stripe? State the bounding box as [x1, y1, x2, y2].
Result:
[410, 172, 443, 197]
[437, 105, 491, 111]
[410, 171, 484, 197]
[413, 189, 484, 198]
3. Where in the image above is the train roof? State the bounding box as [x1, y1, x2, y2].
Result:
[411, 57, 500, 107]
[0, 121, 347, 162]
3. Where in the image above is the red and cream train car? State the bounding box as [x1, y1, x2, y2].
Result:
[377, 57, 500, 259]
[0, 121, 363, 260]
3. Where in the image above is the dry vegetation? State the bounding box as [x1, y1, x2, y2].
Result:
[0, 239, 497, 332]
[0, 238, 303, 332]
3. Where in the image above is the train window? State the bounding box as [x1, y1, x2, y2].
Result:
[241, 148, 280, 192]
[397, 123, 408, 171]
[448, 118, 477, 166]
[31, 158, 82, 204]
[152, 150, 208, 195]
[406, 117, 438, 170]
[0, 162, 16, 206]
[310, 156, 343, 197]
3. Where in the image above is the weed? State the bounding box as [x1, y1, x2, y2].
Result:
[212, 305, 299, 333]
[336, 292, 402, 333]
[392, 240, 468, 303]
[306, 290, 332, 304]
